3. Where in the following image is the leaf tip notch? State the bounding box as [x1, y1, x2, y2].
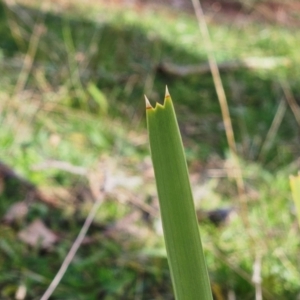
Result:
[145, 95, 153, 110]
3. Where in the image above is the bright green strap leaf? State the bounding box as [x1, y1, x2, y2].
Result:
[146, 89, 212, 300]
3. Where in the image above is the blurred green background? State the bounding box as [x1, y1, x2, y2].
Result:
[1, 0, 300, 299]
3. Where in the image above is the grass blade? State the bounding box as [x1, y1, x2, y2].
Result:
[146, 88, 212, 300]
[290, 173, 300, 228]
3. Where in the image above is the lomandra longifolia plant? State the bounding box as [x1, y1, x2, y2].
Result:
[146, 87, 213, 300]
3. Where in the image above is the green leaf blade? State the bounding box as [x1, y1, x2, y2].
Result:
[290, 173, 300, 228]
[146, 91, 212, 300]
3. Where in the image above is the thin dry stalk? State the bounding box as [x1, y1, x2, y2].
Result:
[190, 0, 259, 282]
[40, 172, 107, 300]
[32, 160, 88, 176]
[190, 0, 236, 156]
[62, 23, 86, 102]
[210, 246, 274, 299]
[252, 255, 262, 300]
[190, 0, 248, 222]
[3, 0, 26, 50]
[13, 4, 48, 95]
[159, 57, 290, 76]
[259, 99, 287, 160]
[2, 0, 48, 146]
[280, 80, 300, 126]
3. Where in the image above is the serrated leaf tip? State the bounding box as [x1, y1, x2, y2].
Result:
[165, 86, 171, 99]
[145, 95, 152, 109]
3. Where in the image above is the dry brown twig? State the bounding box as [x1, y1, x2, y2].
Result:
[2, 0, 49, 156]
[40, 170, 107, 300]
[189, 0, 264, 296]
[159, 57, 290, 77]
[280, 80, 300, 126]
[3, 0, 48, 95]
[190, 0, 237, 156]
[32, 160, 88, 176]
[258, 98, 287, 160]
[190, 0, 248, 219]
